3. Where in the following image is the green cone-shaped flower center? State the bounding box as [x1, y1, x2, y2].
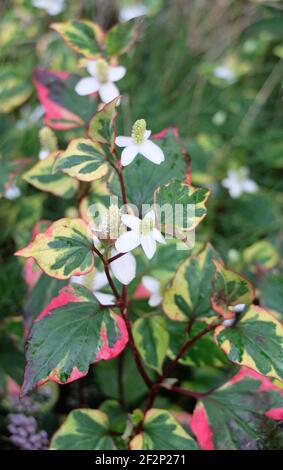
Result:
[96, 59, 109, 83]
[39, 127, 58, 152]
[132, 119, 146, 145]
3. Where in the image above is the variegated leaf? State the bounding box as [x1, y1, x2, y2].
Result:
[105, 17, 143, 56]
[215, 306, 283, 382]
[51, 20, 104, 58]
[23, 152, 79, 199]
[130, 409, 199, 450]
[133, 315, 169, 373]
[53, 138, 108, 182]
[211, 260, 255, 319]
[50, 409, 117, 450]
[0, 69, 32, 113]
[15, 218, 94, 280]
[22, 284, 128, 395]
[88, 97, 119, 148]
[162, 244, 221, 321]
[191, 368, 283, 450]
[154, 179, 210, 242]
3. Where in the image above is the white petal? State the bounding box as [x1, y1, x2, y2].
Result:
[93, 271, 108, 291]
[39, 149, 49, 160]
[108, 66, 126, 82]
[121, 145, 138, 166]
[140, 234, 156, 259]
[115, 136, 133, 147]
[242, 179, 258, 194]
[86, 60, 98, 77]
[151, 228, 166, 244]
[121, 214, 141, 231]
[75, 77, 99, 96]
[233, 303, 246, 313]
[70, 275, 85, 286]
[223, 318, 235, 327]
[99, 82, 119, 103]
[111, 252, 136, 285]
[139, 140, 165, 164]
[144, 130, 151, 140]
[143, 209, 155, 222]
[92, 233, 100, 248]
[94, 291, 116, 306]
[142, 275, 160, 294]
[149, 293, 163, 307]
[115, 230, 141, 253]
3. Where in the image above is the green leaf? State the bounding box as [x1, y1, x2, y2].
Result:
[99, 400, 127, 434]
[88, 97, 119, 148]
[109, 128, 190, 210]
[50, 409, 116, 450]
[133, 315, 169, 373]
[191, 373, 283, 450]
[260, 273, 283, 318]
[25, 272, 67, 324]
[23, 153, 79, 199]
[154, 179, 210, 242]
[215, 305, 283, 381]
[163, 244, 221, 321]
[54, 138, 109, 183]
[0, 69, 32, 113]
[130, 409, 199, 450]
[15, 218, 94, 280]
[167, 320, 228, 367]
[0, 333, 24, 392]
[211, 260, 255, 319]
[21, 284, 128, 395]
[105, 18, 143, 56]
[51, 21, 104, 58]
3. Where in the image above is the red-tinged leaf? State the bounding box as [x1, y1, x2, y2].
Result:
[190, 367, 283, 450]
[211, 260, 255, 319]
[33, 68, 97, 130]
[21, 284, 128, 395]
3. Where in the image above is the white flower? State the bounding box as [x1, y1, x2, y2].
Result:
[92, 271, 116, 306]
[115, 210, 166, 260]
[119, 4, 148, 22]
[110, 250, 136, 286]
[75, 58, 126, 103]
[223, 303, 246, 327]
[142, 276, 163, 307]
[213, 64, 235, 83]
[4, 183, 21, 200]
[115, 119, 165, 166]
[33, 0, 65, 15]
[222, 167, 258, 198]
[39, 149, 49, 160]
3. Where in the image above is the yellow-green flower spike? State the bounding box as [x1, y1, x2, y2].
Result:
[132, 119, 146, 145]
[39, 127, 58, 152]
[95, 59, 109, 83]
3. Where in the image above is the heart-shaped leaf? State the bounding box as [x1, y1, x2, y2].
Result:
[215, 305, 283, 381]
[23, 152, 79, 199]
[51, 21, 104, 58]
[22, 284, 128, 395]
[54, 139, 109, 182]
[15, 218, 94, 280]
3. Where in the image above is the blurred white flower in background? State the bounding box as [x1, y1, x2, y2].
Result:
[213, 64, 235, 83]
[4, 182, 21, 200]
[75, 59, 126, 103]
[116, 119, 165, 166]
[142, 276, 163, 307]
[212, 111, 227, 126]
[33, 0, 65, 16]
[119, 3, 148, 22]
[222, 167, 258, 198]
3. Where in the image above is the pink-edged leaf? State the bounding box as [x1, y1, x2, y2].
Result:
[191, 367, 283, 450]
[21, 284, 128, 395]
[33, 68, 97, 130]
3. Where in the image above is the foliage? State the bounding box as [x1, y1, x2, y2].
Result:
[0, 0, 283, 452]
